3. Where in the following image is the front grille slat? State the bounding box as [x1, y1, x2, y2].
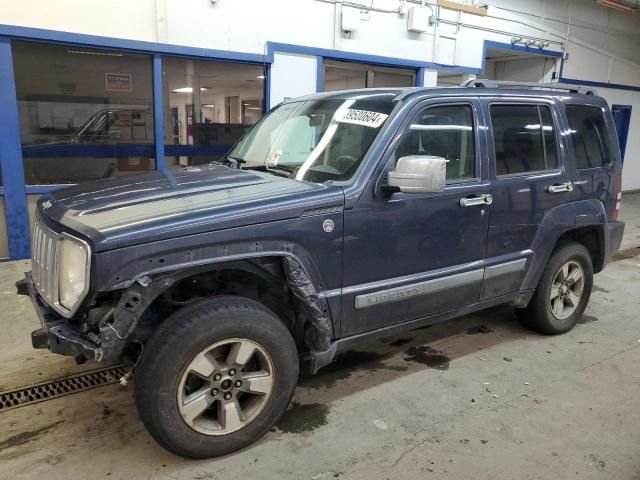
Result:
[31, 217, 59, 306]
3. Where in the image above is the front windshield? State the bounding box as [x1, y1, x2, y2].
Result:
[229, 97, 395, 183]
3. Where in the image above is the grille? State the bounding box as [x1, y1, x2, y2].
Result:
[31, 216, 60, 307]
[0, 365, 127, 412]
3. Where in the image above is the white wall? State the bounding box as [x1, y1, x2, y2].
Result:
[269, 53, 318, 108]
[1, 0, 639, 188]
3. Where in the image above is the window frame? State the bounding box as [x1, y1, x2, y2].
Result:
[564, 103, 612, 171]
[488, 100, 563, 179]
[391, 101, 481, 186]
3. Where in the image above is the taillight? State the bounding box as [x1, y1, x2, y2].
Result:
[613, 173, 622, 220]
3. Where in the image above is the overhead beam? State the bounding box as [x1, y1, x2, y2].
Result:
[437, 0, 488, 16]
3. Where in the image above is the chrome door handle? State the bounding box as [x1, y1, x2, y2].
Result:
[459, 194, 493, 207]
[546, 182, 574, 193]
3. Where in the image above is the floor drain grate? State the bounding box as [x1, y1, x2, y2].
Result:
[0, 365, 127, 412]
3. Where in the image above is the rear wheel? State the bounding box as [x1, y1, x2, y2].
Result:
[134, 296, 299, 458]
[517, 241, 593, 335]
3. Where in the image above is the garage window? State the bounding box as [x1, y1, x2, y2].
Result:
[12, 41, 155, 185]
[491, 104, 559, 176]
[162, 57, 265, 167]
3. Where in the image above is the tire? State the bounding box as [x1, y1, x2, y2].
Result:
[517, 241, 593, 335]
[134, 295, 299, 458]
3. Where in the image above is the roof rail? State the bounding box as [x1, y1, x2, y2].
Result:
[459, 79, 598, 96]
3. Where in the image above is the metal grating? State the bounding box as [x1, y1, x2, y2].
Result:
[0, 365, 127, 412]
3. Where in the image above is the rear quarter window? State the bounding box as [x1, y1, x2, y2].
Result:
[565, 105, 611, 169]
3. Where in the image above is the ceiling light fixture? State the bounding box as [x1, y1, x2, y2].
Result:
[67, 50, 123, 57]
[172, 87, 210, 93]
[597, 0, 636, 13]
[256, 75, 266, 79]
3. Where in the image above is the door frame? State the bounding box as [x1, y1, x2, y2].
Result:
[611, 104, 632, 164]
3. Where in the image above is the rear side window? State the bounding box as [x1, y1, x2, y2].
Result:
[394, 104, 476, 181]
[490, 104, 559, 176]
[566, 105, 610, 169]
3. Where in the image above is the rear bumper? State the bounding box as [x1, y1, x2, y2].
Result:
[18, 272, 102, 362]
[604, 220, 625, 267]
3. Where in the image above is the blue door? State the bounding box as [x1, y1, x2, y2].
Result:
[611, 105, 632, 164]
[340, 99, 490, 336]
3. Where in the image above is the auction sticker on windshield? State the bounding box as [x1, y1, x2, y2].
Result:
[338, 109, 388, 128]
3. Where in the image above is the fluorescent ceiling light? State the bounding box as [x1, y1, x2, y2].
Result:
[597, 0, 636, 13]
[67, 50, 123, 57]
[172, 87, 210, 93]
[202, 104, 215, 108]
[256, 75, 266, 79]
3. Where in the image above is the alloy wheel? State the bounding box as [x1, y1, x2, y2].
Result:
[549, 260, 585, 320]
[177, 338, 274, 436]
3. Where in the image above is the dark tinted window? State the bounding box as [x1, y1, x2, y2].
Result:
[566, 105, 610, 169]
[395, 104, 475, 181]
[491, 104, 559, 176]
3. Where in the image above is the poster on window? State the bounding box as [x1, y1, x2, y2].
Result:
[105, 73, 132, 92]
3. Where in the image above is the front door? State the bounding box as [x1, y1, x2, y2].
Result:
[340, 99, 490, 336]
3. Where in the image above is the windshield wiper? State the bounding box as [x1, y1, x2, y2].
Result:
[243, 164, 295, 179]
[226, 156, 246, 168]
[264, 166, 295, 178]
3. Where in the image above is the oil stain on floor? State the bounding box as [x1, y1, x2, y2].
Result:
[0, 420, 64, 452]
[276, 402, 330, 434]
[303, 350, 408, 388]
[579, 314, 599, 324]
[403, 346, 450, 370]
[612, 245, 640, 261]
[467, 325, 493, 335]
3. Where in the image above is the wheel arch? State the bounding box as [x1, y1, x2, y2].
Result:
[97, 251, 335, 363]
[521, 200, 607, 291]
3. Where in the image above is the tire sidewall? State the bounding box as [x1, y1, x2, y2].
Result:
[539, 243, 593, 333]
[135, 297, 298, 458]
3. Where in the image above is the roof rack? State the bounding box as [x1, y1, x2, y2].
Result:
[459, 79, 598, 96]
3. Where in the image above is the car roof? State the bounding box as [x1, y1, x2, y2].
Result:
[289, 86, 604, 105]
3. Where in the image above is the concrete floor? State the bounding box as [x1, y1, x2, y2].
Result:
[1, 195, 639, 480]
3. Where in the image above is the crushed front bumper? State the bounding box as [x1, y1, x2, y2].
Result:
[18, 271, 102, 362]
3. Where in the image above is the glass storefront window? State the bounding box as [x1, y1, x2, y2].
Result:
[323, 60, 415, 91]
[162, 57, 265, 167]
[12, 41, 155, 184]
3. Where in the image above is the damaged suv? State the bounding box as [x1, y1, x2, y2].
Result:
[19, 81, 624, 458]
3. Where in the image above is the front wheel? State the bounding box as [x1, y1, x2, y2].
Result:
[134, 296, 299, 458]
[517, 241, 593, 335]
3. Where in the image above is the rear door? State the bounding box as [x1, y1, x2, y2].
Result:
[482, 99, 570, 299]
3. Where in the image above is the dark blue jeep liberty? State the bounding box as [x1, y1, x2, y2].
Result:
[19, 81, 625, 458]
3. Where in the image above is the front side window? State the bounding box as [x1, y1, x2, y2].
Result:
[230, 98, 395, 183]
[491, 104, 559, 176]
[566, 105, 610, 169]
[394, 104, 476, 181]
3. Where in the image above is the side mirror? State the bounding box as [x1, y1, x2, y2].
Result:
[387, 155, 447, 193]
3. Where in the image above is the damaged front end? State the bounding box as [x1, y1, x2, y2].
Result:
[20, 255, 338, 371]
[18, 271, 176, 364]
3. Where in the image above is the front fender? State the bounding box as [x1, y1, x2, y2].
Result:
[92, 215, 343, 360]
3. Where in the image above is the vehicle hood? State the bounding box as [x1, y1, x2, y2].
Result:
[38, 164, 344, 252]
